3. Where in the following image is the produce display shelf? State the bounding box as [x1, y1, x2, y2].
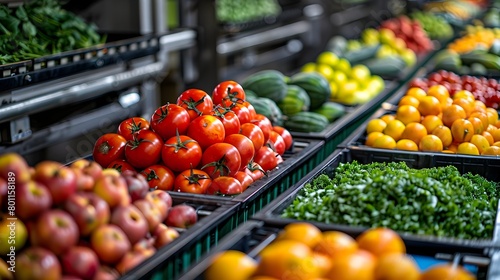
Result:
[0, 31, 163, 92]
[177, 220, 499, 280]
[252, 148, 500, 252]
[168, 138, 325, 226]
[121, 197, 240, 280]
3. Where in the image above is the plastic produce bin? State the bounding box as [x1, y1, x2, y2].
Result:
[252, 148, 500, 251]
[177, 220, 500, 280]
[168, 138, 325, 226]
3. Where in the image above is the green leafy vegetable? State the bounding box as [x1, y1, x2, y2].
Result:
[216, 0, 281, 24]
[282, 161, 500, 240]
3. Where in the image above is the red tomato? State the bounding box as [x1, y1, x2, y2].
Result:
[187, 115, 225, 150]
[242, 101, 257, 121]
[268, 131, 286, 156]
[240, 123, 265, 153]
[251, 114, 273, 143]
[162, 134, 202, 173]
[254, 146, 278, 172]
[176, 89, 214, 121]
[273, 126, 293, 151]
[117, 117, 150, 141]
[245, 161, 266, 181]
[107, 160, 136, 174]
[211, 106, 241, 136]
[150, 104, 191, 141]
[200, 143, 241, 179]
[207, 176, 242, 195]
[140, 164, 175, 191]
[173, 168, 212, 194]
[93, 133, 127, 168]
[212, 81, 246, 106]
[231, 103, 251, 124]
[234, 171, 253, 192]
[224, 134, 254, 170]
[125, 130, 164, 169]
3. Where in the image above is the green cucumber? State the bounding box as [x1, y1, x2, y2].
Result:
[312, 101, 346, 122]
[284, 111, 329, 133]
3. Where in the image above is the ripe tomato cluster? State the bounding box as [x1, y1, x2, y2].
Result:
[93, 81, 293, 196]
[410, 70, 500, 108]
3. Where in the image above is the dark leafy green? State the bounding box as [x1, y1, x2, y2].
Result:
[282, 161, 500, 240]
[0, 0, 104, 64]
[216, 0, 281, 24]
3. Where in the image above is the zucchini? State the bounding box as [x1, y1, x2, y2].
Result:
[363, 56, 407, 78]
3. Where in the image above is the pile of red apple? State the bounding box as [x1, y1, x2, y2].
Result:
[409, 70, 500, 108]
[380, 15, 434, 54]
[0, 153, 199, 280]
[92, 81, 293, 196]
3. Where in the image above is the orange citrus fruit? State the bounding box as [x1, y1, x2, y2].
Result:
[482, 146, 500, 156]
[421, 115, 443, 134]
[396, 139, 419, 151]
[470, 134, 490, 154]
[486, 107, 499, 125]
[418, 96, 442, 116]
[420, 263, 475, 280]
[427, 84, 450, 105]
[473, 100, 487, 113]
[366, 118, 387, 134]
[314, 231, 358, 259]
[325, 249, 376, 280]
[396, 105, 421, 125]
[494, 141, 500, 147]
[398, 95, 420, 108]
[431, 125, 453, 148]
[383, 119, 406, 141]
[356, 227, 406, 258]
[457, 142, 480, 155]
[401, 122, 427, 145]
[441, 104, 467, 127]
[490, 127, 500, 142]
[374, 253, 420, 280]
[277, 222, 323, 248]
[365, 132, 384, 147]
[312, 252, 332, 277]
[205, 250, 258, 280]
[256, 240, 319, 280]
[453, 90, 475, 101]
[406, 87, 427, 101]
[419, 135, 444, 152]
[373, 135, 397, 149]
[451, 118, 474, 143]
[380, 114, 396, 124]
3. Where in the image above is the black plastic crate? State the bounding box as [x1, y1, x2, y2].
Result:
[168, 138, 325, 226]
[120, 197, 240, 280]
[252, 148, 500, 252]
[177, 220, 500, 280]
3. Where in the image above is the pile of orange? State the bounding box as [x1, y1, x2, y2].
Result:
[204, 222, 476, 280]
[365, 85, 500, 156]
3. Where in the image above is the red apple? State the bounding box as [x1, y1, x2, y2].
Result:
[90, 224, 131, 264]
[16, 247, 62, 280]
[133, 199, 164, 232]
[72, 168, 95, 192]
[15, 180, 52, 220]
[110, 204, 149, 245]
[93, 169, 130, 208]
[0, 214, 28, 255]
[0, 153, 31, 184]
[70, 159, 103, 179]
[33, 209, 80, 255]
[149, 189, 172, 210]
[153, 223, 179, 248]
[33, 161, 77, 205]
[0, 177, 7, 210]
[62, 276, 83, 280]
[132, 238, 156, 257]
[165, 204, 198, 229]
[122, 170, 149, 201]
[64, 192, 110, 237]
[115, 251, 149, 276]
[145, 190, 170, 220]
[0, 258, 13, 280]
[93, 266, 120, 280]
[61, 246, 100, 280]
